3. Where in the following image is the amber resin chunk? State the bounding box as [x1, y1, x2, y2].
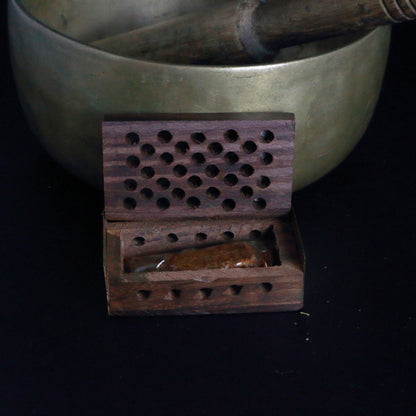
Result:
[125, 240, 277, 273]
[159, 241, 274, 271]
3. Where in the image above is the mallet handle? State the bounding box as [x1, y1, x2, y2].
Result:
[91, 0, 416, 64]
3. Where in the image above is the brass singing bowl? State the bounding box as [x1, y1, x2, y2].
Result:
[8, 0, 391, 190]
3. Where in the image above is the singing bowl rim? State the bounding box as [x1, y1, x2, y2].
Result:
[11, 0, 381, 70]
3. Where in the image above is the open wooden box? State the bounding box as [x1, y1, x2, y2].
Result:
[103, 113, 304, 315]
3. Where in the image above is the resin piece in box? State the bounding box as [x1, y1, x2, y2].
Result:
[125, 240, 279, 273]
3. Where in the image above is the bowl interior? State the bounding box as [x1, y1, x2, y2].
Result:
[17, 0, 232, 43]
[17, 0, 369, 64]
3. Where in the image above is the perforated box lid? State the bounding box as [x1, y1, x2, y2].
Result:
[103, 113, 295, 221]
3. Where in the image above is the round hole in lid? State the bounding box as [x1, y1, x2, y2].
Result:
[171, 188, 185, 200]
[167, 233, 178, 243]
[124, 179, 137, 191]
[242, 140, 257, 154]
[205, 165, 220, 178]
[253, 198, 267, 210]
[133, 236, 145, 246]
[157, 130, 173, 143]
[260, 152, 273, 165]
[123, 197, 136, 210]
[257, 175, 271, 189]
[206, 187, 220, 199]
[173, 164, 187, 177]
[141, 143, 155, 157]
[140, 188, 153, 200]
[262, 282, 273, 292]
[195, 232, 208, 241]
[222, 199, 236, 211]
[160, 152, 174, 165]
[157, 198, 170, 210]
[224, 174, 238, 186]
[192, 152, 206, 165]
[240, 186, 253, 198]
[224, 129, 239, 142]
[222, 231, 234, 241]
[239, 164, 254, 177]
[188, 175, 202, 188]
[125, 132, 139, 145]
[260, 130, 275, 143]
[187, 196, 201, 209]
[126, 155, 140, 168]
[191, 132, 206, 144]
[230, 285, 243, 295]
[208, 142, 223, 155]
[137, 290, 151, 300]
[224, 151, 239, 165]
[140, 166, 155, 179]
[175, 141, 190, 154]
[156, 177, 170, 190]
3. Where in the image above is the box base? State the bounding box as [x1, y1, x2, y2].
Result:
[104, 213, 304, 316]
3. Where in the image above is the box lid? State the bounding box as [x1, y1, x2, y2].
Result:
[103, 113, 295, 221]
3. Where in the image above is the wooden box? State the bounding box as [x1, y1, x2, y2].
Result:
[103, 113, 304, 315]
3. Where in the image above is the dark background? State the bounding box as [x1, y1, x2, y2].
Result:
[1, 3, 415, 415]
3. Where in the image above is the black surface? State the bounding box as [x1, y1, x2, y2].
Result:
[1, 5, 415, 416]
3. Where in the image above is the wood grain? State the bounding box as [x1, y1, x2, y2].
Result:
[103, 113, 295, 221]
[102, 113, 303, 315]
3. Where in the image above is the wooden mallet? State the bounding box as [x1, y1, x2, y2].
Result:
[91, 0, 416, 64]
